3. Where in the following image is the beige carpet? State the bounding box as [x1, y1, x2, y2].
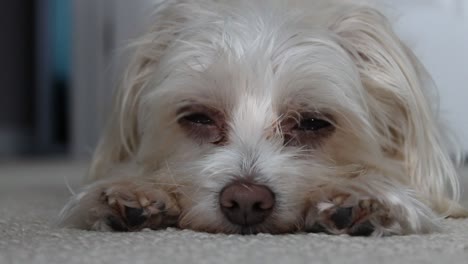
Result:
[1, 160, 468, 264]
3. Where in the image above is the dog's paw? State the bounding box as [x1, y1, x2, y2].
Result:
[96, 182, 180, 231]
[305, 194, 397, 236]
[61, 180, 181, 232]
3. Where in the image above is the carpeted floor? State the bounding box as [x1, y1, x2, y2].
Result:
[1, 160, 468, 264]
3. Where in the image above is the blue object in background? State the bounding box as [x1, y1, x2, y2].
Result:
[53, 0, 71, 83]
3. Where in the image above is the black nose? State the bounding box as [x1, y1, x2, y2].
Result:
[219, 181, 275, 226]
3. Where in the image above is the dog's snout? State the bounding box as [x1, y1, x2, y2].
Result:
[219, 181, 275, 226]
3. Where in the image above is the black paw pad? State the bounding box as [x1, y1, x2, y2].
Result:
[349, 221, 375, 236]
[330, 207, 353, 229]
[107, 215, 128, 232]
[124, 206, 148, 227]
[306, 223, 330, 234]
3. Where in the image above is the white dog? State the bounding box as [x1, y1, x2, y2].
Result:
[60, 0, 467, 236]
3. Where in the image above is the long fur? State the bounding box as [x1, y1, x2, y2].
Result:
[60, 0, 467, 235]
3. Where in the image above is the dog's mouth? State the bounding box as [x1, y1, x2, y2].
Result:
[178, 179, 303, 235]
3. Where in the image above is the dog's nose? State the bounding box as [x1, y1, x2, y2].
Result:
[219, 181, 275, 226]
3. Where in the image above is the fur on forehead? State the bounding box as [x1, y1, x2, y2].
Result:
[141, 1, 375, 136]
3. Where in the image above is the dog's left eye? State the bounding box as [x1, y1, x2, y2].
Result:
[178, 110, 224, 144]
[295, 118, 331, 131]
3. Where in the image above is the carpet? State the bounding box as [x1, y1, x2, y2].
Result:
[1, 160, 468, 264]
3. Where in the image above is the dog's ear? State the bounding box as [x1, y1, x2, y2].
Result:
[87, 2, 187, 182]
[331, 7, 465, 215]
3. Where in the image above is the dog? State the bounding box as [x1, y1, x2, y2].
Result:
[59, 0, 467, 236]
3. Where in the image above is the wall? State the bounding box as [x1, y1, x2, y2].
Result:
[0, 1, 35, 156]
[388, 0, 468, 152]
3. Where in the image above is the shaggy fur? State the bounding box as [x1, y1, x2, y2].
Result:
[59, 0, 467, 236]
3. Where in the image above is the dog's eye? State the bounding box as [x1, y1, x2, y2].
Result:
[295, 118, 331, 131]
[182, 113, 214, 125]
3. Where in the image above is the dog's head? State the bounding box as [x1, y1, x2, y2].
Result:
[90, 0, 460, 234]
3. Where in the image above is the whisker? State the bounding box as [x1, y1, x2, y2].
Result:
[63, 175, 76, 196]
[165, 160, 196, 202]
[241, 183, 253, 192]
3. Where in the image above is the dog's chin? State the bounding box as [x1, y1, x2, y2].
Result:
[183, 221, 299, 235]
[176, 190, 305, 235]
[231, 224, 296, 235]
[178, 210, 301, 235]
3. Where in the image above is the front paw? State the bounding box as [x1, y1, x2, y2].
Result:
[99, 182, 180, 231]
[305, 194, 398, 236]
[60, 180, 180, 232]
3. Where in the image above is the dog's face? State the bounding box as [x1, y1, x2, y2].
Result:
[92, 1, 459, 234]
[149, 30, 377, 233]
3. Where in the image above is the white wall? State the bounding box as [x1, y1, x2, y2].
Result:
[71, 0, 159, 158]
[387, 0, 468, 152]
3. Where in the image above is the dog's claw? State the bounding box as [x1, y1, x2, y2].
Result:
[88, 181, 182, 232]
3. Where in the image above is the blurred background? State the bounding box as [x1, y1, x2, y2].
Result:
[0, 0, 467, 163]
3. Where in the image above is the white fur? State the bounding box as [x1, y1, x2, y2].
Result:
[59, 0, 466, 235]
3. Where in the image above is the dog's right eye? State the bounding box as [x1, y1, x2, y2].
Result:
[182, 113, 214, 125]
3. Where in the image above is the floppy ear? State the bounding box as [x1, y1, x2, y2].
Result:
[330, 7, 465, 215]
[87, 2, 188, 182]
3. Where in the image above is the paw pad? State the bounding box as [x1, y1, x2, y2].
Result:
[96, 183, 181, 232]
[124, 206, 148, 227]
[306, 196, 391, 236]
[329, 207, 353, 229]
